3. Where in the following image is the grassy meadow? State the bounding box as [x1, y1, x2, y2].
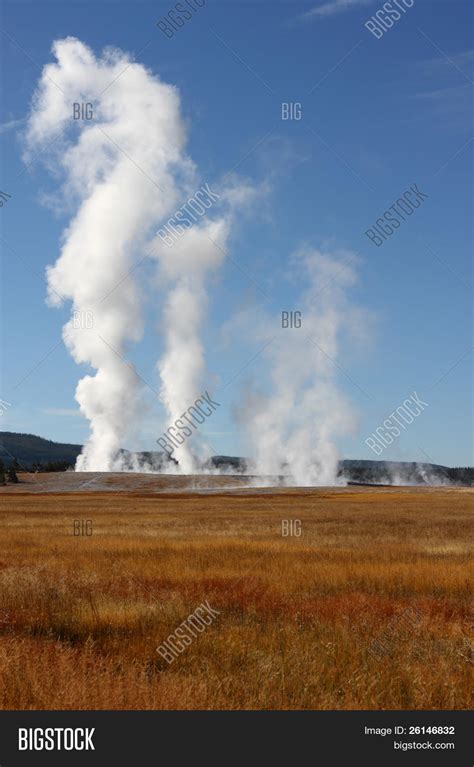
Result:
[0, 478, 472, 709]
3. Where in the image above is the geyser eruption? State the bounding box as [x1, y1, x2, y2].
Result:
[152, 184, 257, 473]
[24, 37, 192, 470]
[244, 247, 363, 486]
[24, 39, 365, 485]
[153, 221, 228, 473]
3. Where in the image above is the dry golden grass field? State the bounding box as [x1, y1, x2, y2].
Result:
[0, 473, 472, 710]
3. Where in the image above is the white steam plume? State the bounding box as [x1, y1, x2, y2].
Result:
[243, 247, 365, 485]
[25, 39, 360, 484]
[152, 184, 258, 472]
[24, 37, 193, 470]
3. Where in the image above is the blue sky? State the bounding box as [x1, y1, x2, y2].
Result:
[1, 0, 472, 467]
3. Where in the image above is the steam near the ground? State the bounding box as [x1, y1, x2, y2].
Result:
[237, 248, 363, 486]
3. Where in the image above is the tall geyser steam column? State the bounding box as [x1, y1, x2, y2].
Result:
[152, 184, 257, 472]
[24, 38, 192, 470]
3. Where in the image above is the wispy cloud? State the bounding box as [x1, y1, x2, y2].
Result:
[201, 432, 236, 436]
[41, 408, 82, 417]
[422, 49, 474, 69]
[414, 84, 472, 129]
[420, 48, 474, 82]
[300, 0, 374, 21]
[414, 48, 474, 128]
[0, 117, 25, 135]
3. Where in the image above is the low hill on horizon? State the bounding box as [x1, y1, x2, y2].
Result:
[0, 431, 472, 486]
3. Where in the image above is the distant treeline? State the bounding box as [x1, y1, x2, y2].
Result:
[443, 467, 474, 486]
[0, 432, 472, 486]
[338, 463, 474, 487]
[25, 460, 74, 473]
[0, 458, 19, 484]
[0, 432, 81, 468]
[9, 462, 473, 484]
